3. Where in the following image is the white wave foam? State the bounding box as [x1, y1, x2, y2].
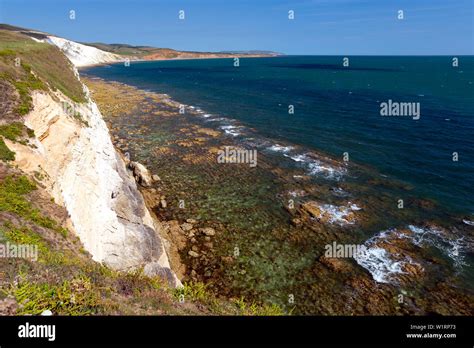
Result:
[355, 247, 407, 283]
[267, 144, 294, 153]
[284, 153, 346, 180]
[206, 117, 226, 122]
[463, 219, 474, 226]
[308, 161, 343, 178]
[288, 190, 306, 198]
[407, 225, 467, 268]
[331, 187, 349, 197]
[312, 202, 359, 225]
[220, 125, 241, 136]
[356, 224, 470, 284]
[284, 153, 306, 162]
[349, 203, 362, 211]
[354, 228, 419, 284]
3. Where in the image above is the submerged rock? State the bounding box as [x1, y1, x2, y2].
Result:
[128, 161, 153, 187]
[188, 250, 199, 258]
[319, 256, 352, 273]
[160, 198, 167, 208]
[301, 201, 357, 225]
[181, 222, 193, 231]
[200, 227, 216, 236]
[291, 218, 302, 226]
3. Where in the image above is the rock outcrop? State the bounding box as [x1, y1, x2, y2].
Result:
[129, 161, 153, 187]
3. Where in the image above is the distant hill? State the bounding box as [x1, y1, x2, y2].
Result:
[84, 42, 158, 56]
[86, 42, 282, 60]
[0, 23, 283, 64]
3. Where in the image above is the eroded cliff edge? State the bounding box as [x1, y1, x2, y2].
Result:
[1, 29, 180, 287]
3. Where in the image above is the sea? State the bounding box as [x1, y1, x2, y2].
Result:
[83, 56, 474, 313]
[84, 56, 474, 214]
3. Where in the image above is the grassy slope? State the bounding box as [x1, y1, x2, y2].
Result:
[0, 29, 86, 105]
[0, 29, 86, 159]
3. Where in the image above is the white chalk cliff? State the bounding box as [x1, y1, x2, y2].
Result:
[47, 36, 124, 67]
[8, 37, 180, 287]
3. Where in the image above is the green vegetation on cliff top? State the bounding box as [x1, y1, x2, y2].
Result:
[0, 29, 86, 111]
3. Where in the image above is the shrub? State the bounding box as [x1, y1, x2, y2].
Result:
[0, 122, 24, 141]
[26, 127, 35, 138]
[0, 138, 15, 161]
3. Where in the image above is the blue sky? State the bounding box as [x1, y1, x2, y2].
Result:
[0, 0, 472, 54]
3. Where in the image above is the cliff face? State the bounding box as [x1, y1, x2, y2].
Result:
[47, 36, 124, 67]
[3, 33, 180, 287]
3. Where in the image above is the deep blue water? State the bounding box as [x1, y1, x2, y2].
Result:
[83, 56, 474, 215]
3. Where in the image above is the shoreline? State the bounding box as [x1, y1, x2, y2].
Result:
[78, 54, 283, 69]
[82, 75, 474, 315]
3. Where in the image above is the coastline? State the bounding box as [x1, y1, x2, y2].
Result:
[81, 75, 474, 315]
[77, 54, 283, 69]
